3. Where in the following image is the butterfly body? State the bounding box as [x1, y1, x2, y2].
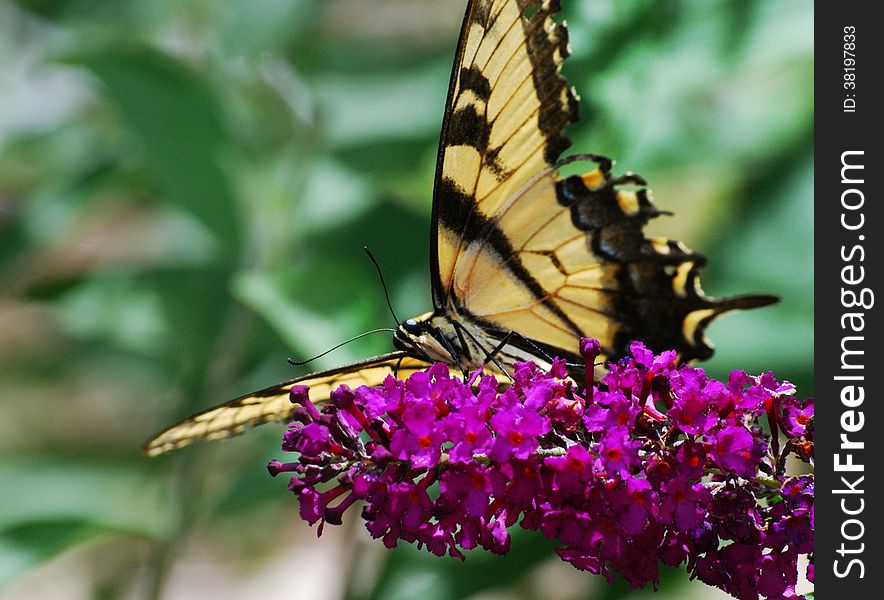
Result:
[394, 311, 557, 379]
[143, 0, 775, 457]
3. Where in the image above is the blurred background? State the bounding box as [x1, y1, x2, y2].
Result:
[0, 0, 812, 599]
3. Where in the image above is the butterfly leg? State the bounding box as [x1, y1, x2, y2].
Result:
[429, 323, 468, 378]
[451, 320, 513, 382]
[484, 332, 517, 368]
[486, 330, 588, 377]
[483, 330, 561, 368]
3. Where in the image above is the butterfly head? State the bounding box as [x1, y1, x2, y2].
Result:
[393, 314, 430, 351]
[393, 313, 452, 363]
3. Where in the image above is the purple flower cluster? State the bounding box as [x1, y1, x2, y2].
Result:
[269, 339, 814, 600]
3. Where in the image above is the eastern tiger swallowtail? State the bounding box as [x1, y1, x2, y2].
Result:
[143, 0, 775, 457]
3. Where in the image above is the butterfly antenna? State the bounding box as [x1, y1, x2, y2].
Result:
[363, 246, 401, 325]
[287, 328, 396, 366]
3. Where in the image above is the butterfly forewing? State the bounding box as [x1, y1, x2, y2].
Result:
[431, 0, 577, 305]
[143, 353, 429, 456]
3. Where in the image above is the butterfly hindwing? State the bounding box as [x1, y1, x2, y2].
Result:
[143, 353, 430, 456]
[453, 158, 777, 364]
[431, 0, 775, 365]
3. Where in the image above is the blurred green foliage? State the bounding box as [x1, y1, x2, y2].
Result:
[0, 0, 811, 598]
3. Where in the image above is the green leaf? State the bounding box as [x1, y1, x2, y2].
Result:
[366, 529, 564, 600]
[703, 155, 813, 391]
[313, 61, 450, 149]
[220, 0, 315, 58]
[69, 46, 241, 254]
[0, 520, 104, 587]
[232, 269, 358, 366]
[0, 458, 170, 585]
[53, 273, 169, 355]
[0, 459, 169, 535]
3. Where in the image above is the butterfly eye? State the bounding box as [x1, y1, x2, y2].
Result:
[402, 319, 423, 335]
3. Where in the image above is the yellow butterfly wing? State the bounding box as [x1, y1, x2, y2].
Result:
[145, 0, 776, 457]
[431, 0, 577, 305]
[431, 0, 775, 365]
[143, 353, 429, 456]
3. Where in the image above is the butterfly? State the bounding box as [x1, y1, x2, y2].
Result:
[143, 0, 775, 457]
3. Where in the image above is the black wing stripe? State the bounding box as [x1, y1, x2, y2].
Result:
[438, 176, 583, 336]
[459, 66, 492, 101]
[431, 0, 578, 308]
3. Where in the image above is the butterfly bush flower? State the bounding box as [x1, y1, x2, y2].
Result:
[270, 339, 814, 600]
